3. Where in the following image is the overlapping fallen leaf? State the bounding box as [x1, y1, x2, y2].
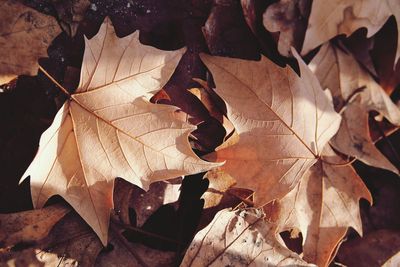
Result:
[301, 0, 400, 66]
[181, 208, 314, 267]
[309, 42, 400, 173]
[0, 203, 176, 267]
[20, 19, 220, 245]
[200, 49, 341, 206]
[270, 145, 372, 266]
[3, 1, 400, 266]
[0, 204, 70, 247]
[0, 0, 61, 84]
[263, 0, 311, 57]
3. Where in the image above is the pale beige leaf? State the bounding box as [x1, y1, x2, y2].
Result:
[274, 145, 372, 267]
[303, 0, 400, 66]
[382, 251, 400, 267]
[200, 50, 341, 206]
[309, 43, 400, 173]
[20, 19, 220, 245]
[181, 209, 315, 267]
[77, 18, 183, 97]
[0, 0, 61, 84]
[301, 0, 392, 55]
[0, 204, 70, 247]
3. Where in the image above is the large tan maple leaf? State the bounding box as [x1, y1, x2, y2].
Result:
[301, 0, 400, 65]
[20, 19, 220, 245]
[272, 145, 372, 267]
[200, 50, 341, 206]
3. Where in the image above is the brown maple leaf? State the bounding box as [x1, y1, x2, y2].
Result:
[0, 0, 61, 84]
[263, 0, 311, 57]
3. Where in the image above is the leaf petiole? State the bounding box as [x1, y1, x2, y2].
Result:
[39, 65, 71, 98]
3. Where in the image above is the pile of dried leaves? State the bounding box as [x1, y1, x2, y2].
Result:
[1, 0, 400, 266]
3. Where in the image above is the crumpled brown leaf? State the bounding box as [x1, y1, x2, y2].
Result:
[263, 0, 311, 57]
[0, 204, 70, 248]
[0, 0, 61, 84]
[203, 0, 260, 60]
[181, 208, 315, 267]
[52, 0, 90, 37]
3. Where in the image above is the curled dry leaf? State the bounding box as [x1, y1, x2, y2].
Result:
[309, 43, 400, 173]
[202, 169, 236, 209]
[263, 0, 311, 57]
[181, 208, 314, 267]
[20, 19, 221, 245]
[0, 0, 61, 84]
[271, 145, 372, 267]
[199, 168, 256, 230]
[302, 0, 400, 66]
[189, 78, 235, 139]
[202, 0, 260, 60]
[200, 49, 341, 206]
[0, 204, 70, 248]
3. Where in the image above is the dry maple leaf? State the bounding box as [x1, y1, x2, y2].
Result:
[301, 0, 400, 65]
[181, 208, 314, 267]
[20, 19, 220, 245]
[271, 145, 372, 267]
[0, 0, 61, 84]
[309, 43, 400, 173]
[200, 49, 341, 206]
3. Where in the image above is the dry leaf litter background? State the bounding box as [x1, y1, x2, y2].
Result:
[0, 0, 400, 267]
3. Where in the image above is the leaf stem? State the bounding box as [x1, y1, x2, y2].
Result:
[231, 191, 254, 210]
[39, 65, 71, 97]
[319, 155, 357, 167]
[112, 218, 182, 245]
